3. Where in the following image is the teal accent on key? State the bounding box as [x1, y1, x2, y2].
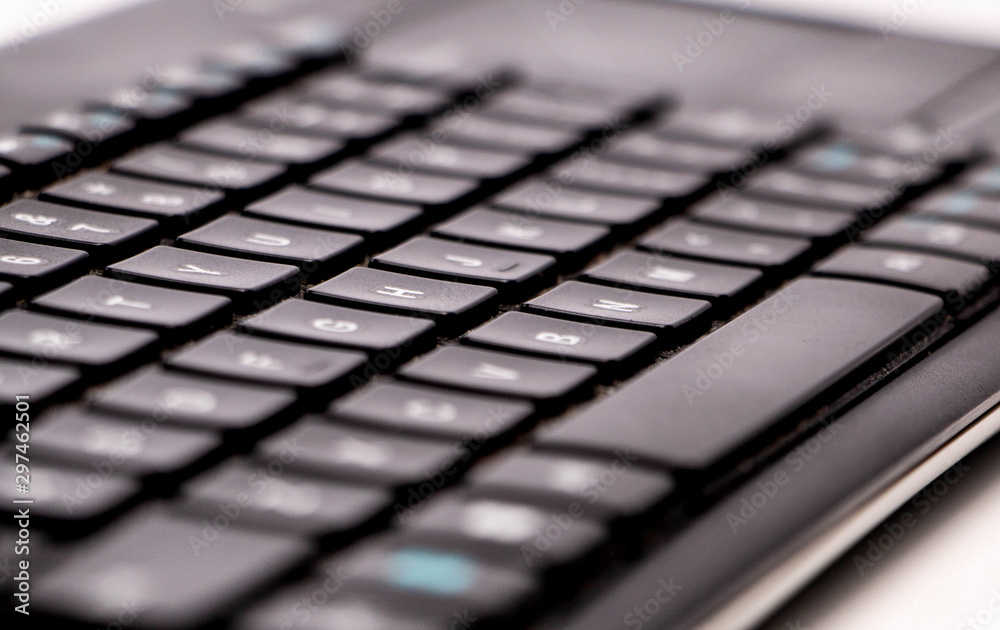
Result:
[942, 190, 978, 214]
[811, 142, 858, 172]
[388, 548, 476, 595]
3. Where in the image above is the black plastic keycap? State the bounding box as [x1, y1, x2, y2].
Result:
[862, 215, 1000, 264]
[481, 89, 620, 130]
[371, 236, 555, 292]
[303, 73, 450, 115]
[114, 145, 285, 191]
[245, 186, 422, 236]
[398, 346, 596, 402]
[331, 381, 533, 440]
[431, 114, 579, 154]
[308, 267, 497, 325]
[43, 172, 225, 230]
[240, 98, 396, 139]
[655, 108, 801, 149]
[791, 141, 937, 185]
[606, 134, 752, 173]
[909, 187, 1000, 230]
[175, 214, 363, 275]
[179, 460, 391, 537]
[746, 167, 894, 211]
[31, 408, 221, 477]
[0, 461, 138, 522]
[690, 196, 856, 238]
[469, 450, 674, 520]
[24, 109, 134, 146]
[0, 310, 157, 373]
[0, 133, 74, 186]
[370, 135, 530, 179]
[525, 280, 711, 334]
[166, 332, 367, 391]
[310, 161, 479, 209]
[32, 276, 231, 340]
[813, 245, 990, 297]
[550, 158, 708, 199]
[464, 311, 657, 368]
[0, 199, 158, 259]
[257, 416, 468, 487]
[35, 508, 310, 629]
[179, 121, 343, 165]
[639, 219, 811, 268]
[0, 358, 79, 410]
[107, 245, 300, 308]
[0, 237, 88, 293]
[93, 367, 296, 431]
[539, 278, 943, 469]
[494, 179, 661, 225]
[584, 250, 763, 302]
[240, 299, 436, 354]
[433, 207, 609, 257]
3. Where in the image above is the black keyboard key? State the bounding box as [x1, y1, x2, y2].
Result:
[303, 73, 450, 115]
[0, 164, 10, 198]
[958, 160, 1000, 196]
[369, 135, 531, 179]
[36, 508, 310, 628]
[246, 185, 422, 237]
[0, 310, 157, 374]
[0, 199, 158, 260]
[179, 460, 391, 538]
[469, 451, 674, 520]
[0, 461, 138, 522]
[258, 417, 468, 487]
[429, 114, 580, 154]
[94, 87, 191, 122]
[398, 346, 596, 402]
[331, 382, 533, 441]
[237, 585, 459, 630]
[114, 145, 285, 191]
[655, 108, 798, 149]
[690, 196, 856, 239]
[606, 134, 752, 173]
[909, 187, 1000, 230]
[107, 246, 300, 308]
[403, 496, 608, 572]
[24, 109, 134, 146]
[32, 276, 231, 340]
[433, 207, 609, 259]
[464, 311, 656, 370]
[638, 219, 811, 268]
[813, 245, 991, 298]
[584, 250, 763, 302]
[310, 162, 479, 209]
[153, 64, 246, 99]
[790, 141, 938, 185]
[31, 408, 221, 478]
[0, 358, 79, 411]
[0, 237, 88, 294]
[525, 280, 711, 334]
[0, 133, 74, 186]
[481, 89, 619, 130]
[371, 236, 555, 293]
[267, 18, 347, 61]
[539, 278, 942, 469]
[862, 216, 1000, 264]
[308, 267, 497, 326]
[746, 167, 894, 211]
[324, 536, 539, 619]
[550, 158, 709, 199]
[240, 299, 436, 354]
[175, 214, 362, 276]
[166, 332, 366, 391]
[240, 98, 397, 139]
[179, 121, 344, 165]
[43, 172, 225, 230]
[93, 367, 296, 431]
[494, 179, 661, 226]
[201, 43, 296, 79]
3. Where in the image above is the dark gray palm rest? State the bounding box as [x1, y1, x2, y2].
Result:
[558, 299, 1000, 629]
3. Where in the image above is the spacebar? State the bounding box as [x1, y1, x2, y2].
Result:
[558, 296, 1000, 630]
[539, 277, 942, 470]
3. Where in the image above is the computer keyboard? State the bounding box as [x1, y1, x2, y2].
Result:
[3, 14, 1000, 630]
